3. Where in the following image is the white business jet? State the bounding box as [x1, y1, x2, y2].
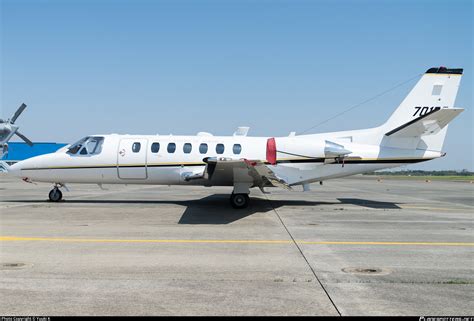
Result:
[3, 67, 465, 208]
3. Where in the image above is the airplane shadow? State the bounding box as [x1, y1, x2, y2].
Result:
[176, 195, 345, 224]
[2, 194, 402, 224]
[337, 198, 402, 209]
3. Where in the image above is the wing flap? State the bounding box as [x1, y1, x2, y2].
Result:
[201, 157, 291, 189]
[251, 161, 292, 190]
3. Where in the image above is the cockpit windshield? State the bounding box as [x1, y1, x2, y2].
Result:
[67, 136, 104, 156]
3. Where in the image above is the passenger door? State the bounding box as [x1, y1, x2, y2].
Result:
[117, 138, 148, 179]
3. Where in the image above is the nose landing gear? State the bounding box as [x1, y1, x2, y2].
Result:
[48, 186, 63, 202]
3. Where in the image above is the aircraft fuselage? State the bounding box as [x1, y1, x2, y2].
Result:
[10, 133, 441, 187]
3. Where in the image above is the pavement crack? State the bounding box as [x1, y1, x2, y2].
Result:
[264, 193, 342, 316]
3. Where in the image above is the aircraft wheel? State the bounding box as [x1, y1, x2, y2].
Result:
[48, 188, 63, 202]
[230, 193, 249, 209]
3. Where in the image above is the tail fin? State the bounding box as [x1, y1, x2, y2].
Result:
[382, 67, 463, 151]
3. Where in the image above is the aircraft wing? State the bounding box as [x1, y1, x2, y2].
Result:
[385, 108, 464, 137]
[185, 157, 291, 190]
[249, 160, 292, 190]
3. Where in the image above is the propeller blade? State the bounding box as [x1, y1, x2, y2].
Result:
[10, 103, 27, 124]
[15, 131, 34, 146]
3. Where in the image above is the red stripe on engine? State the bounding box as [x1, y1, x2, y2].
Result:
[266, 137, 276, 165]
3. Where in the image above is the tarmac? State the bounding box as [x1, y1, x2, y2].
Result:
[0, 175, 472, 316]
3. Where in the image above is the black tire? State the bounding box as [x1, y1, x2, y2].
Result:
[48, 188, 63, 202]
[230, 193, 249, 209]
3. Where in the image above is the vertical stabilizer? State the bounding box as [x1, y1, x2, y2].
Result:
[382, 67, 463, 151]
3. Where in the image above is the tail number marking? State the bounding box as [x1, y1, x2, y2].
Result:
[413, 106, 443, 117]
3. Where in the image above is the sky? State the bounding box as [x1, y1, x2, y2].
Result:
[1, 0, 472, 170]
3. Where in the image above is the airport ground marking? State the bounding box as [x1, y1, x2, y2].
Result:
[1, 236, 473, 247]
[0, 184, 170, 209]
[336, 181, 474, 210]
[400, 205, 473, 212]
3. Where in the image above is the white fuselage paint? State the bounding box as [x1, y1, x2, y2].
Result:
[6, 68, 463, 194]
[10, 132, 442, 187]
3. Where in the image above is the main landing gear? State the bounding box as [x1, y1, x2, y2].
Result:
[230, 193, 249, 209]
[230, 182, 252, 209]
[48, 186, 63, 202]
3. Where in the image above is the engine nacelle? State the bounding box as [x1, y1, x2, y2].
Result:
[267, 137, 352, 163]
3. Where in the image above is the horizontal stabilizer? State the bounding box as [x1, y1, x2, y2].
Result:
[385, 108, 464, 137]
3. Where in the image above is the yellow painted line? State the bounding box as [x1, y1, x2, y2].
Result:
[0, 236, 472, 246]
[299, 241, 474, 246]
[0, 236, 289, 244]
[401, 205, 471, 212]
[149, 161, 206, 165]
[275, 157, 432, 161]
[343, 157, 433, 161]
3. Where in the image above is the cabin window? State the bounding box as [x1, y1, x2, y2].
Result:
[183, 143, 192, 154]
[216, 143, 225, 154]
[132, 142, 141, 153]
[68, 144, 83, 155]
[151, 142, 160, 153]
[199, 143, 208, 154]
[85, 138, 102, 154]
[233, 144, 242, 154]
[167, 142, 176, 153]
[67, 136, 104, 156]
